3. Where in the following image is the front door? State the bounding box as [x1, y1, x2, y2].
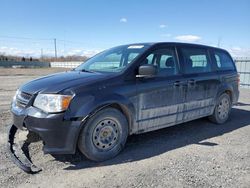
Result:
[136, 47, 186, 132]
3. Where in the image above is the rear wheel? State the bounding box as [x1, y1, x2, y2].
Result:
[78, 108, 128, 161]
[209, 93, 232, 124]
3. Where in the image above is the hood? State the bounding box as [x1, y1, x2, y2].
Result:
[20, 70, 108, 94]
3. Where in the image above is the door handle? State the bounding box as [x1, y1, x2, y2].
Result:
[174, 81, 181, 86]
[174, 81, 186, 87]
[188, 79, 196, 85]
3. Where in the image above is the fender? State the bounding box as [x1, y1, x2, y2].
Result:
[216, 82, 234, 101]
[66, 93, 136, 123]
[63, 92, 137, 153]
[216, 72, 239, 104]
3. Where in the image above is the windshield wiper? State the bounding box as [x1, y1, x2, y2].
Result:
[77, 69, 95, 73]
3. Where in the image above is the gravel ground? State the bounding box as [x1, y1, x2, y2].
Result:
[0, 68, 250, 188]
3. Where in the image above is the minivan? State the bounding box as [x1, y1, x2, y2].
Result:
[10, 42, 239, 172]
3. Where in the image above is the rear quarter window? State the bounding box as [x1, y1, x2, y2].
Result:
[180, 47, 212, 74]
[214, 50, 235, 71]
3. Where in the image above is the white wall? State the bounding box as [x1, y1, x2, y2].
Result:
[50, 61, 83, 68]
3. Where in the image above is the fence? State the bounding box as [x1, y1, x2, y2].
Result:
[235, 58, 250, 88]
[0, 61, 50, 68]
[50, 61, 82, 68]
[0, 61, 81, 68]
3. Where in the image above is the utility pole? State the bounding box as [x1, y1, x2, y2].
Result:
[41, 48, 43, 60]
[217, 37, 222, 47]
[54, 38, 57, 60]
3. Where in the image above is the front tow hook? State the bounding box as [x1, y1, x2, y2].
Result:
[7, 125, 42, 174]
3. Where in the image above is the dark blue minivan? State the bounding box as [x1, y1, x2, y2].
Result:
[9, 42, 239, 173]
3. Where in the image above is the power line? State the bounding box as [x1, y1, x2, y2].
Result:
[0, 35, 101, 57]
[0, 35, 88, 46]
[57, 39, 87, 46]
[0, 35, 52, 41]
[0, 35, 104, 51]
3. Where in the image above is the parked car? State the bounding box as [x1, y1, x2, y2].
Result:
[9, 42, 239, 172]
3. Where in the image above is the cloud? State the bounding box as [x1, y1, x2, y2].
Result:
[120, 18, 127, 23]
[161, 33, 172, 37]
[0, 46, 100, 58]
[159, 24, 167, 28]
[66, 49, 100, 57]
[175, 35, 201, 42]
[228, 47, 250, 57]
[0, 46, 40, 57]
[231, 47, 241, 51]
[0, 46, 8, 50]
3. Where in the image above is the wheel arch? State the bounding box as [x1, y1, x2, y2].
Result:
[217, 84, 234, 102]
[69, 93, 136, 154]
[83, 102, 134, 135]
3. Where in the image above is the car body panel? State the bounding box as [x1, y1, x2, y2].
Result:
[136, 75, 186, 132]
[21, 71, 109, 94]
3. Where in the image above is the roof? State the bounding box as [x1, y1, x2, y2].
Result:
[126, 42, 226, 51]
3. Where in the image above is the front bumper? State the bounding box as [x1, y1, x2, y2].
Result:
[8, 125, 42, 174]
[11, 103, 81, 154]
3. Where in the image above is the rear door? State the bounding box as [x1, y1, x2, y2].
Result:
[136, 46, 186, 132]
[178, 46, 220, 121]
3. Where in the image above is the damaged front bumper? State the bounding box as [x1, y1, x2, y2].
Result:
[8, 124, 42, 174]
[9, 103, 82, 173]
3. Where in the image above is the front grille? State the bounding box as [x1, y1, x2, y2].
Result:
[16, 91, 33, 108]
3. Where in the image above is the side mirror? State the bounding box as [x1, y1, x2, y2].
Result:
[136, 64, 157, 78]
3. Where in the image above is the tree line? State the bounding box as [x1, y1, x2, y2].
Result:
[0, 54, 89, 62]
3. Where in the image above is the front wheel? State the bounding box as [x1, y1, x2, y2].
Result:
[209, 93, 232, 124]
[78, 108, 128, 161]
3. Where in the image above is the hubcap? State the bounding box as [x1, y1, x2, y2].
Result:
[92, 119, 120, 151]
[217, 97, 230, 120]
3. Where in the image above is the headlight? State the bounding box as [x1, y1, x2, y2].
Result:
[33, 94, 73, 113]
[13, 89, 20, 102]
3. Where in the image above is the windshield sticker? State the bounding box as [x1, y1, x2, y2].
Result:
[128, 45, 144, 49]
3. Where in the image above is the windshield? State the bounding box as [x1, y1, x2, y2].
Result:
[75, 44, 150, 73]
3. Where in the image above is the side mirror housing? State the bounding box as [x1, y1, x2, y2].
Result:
[137, 64, 157, 78]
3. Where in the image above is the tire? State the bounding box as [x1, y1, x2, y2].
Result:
[78, 108, 128, 161]
[209, 93, 232, 124]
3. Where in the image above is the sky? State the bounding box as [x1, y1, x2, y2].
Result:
[0, 0, 250, 57]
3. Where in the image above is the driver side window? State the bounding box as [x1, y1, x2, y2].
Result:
[143, 48, 178, 76]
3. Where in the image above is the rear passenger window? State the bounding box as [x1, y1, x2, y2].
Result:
[214, 51, 235, 70]
[181, 48, 211, 74]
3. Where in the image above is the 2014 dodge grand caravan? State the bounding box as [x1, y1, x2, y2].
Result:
[10, 42, 239, 172]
